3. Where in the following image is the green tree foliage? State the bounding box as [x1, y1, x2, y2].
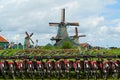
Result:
[61, 41, 73, 49]
[43, 43, 55, 49]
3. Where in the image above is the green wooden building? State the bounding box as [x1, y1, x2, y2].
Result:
[0, 35, 9, 49]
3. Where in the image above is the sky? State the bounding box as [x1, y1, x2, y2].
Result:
[0, 0, 120, 47]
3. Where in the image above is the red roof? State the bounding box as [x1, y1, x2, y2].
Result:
[80, 43, 89, 47]
[0, 35, 8, 42]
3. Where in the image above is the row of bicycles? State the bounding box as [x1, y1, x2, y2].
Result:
[0, 57, 120, 80]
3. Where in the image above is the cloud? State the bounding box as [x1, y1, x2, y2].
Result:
[0, 0, 119, 47]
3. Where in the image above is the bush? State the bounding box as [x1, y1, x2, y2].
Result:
[61, 41, 73, 49]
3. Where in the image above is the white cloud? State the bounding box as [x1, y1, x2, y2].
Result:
[53, 1, 79, 11]
[92, 17, 104, 27]
[98, 26, 108, 35]
[104, 0, 117, 5]
[0, 0, 119, 47]
[13, 34, 20, 41]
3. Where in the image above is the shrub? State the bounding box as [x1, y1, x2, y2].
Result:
[61, 41, 73, 49]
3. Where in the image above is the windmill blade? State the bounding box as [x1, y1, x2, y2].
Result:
[67, 22, 79, 26]
[25, 32, 29, 37]
[30, 38, 34, 44]
[75, 27, 78, 36]
[30, 33, 33, 37]
[49, 23, 59, 26]
[78, 35, 86, 37]
[61, 8, 65, 22]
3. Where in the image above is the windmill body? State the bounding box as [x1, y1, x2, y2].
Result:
[24, 32, 34, 48]
[71, 27, 86, 44]
[24, 37, 30, 48]
[56, 23, 68, 40]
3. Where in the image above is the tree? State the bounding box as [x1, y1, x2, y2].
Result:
[61, 41, 73, 49]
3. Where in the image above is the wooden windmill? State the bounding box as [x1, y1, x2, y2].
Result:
[24, 32, 34, 48]
[71, 27, 86, 44]
[49, 8, 79, 45]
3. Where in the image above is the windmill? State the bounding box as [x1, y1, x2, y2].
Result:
[24, 32, 34, 48]
[49, 8, 79, 45]
[71, 27, 86, 44]
[35, 39, 38, 48]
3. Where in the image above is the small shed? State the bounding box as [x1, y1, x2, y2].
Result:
[80, 43, 92, 50]
[0, 35, 9, 49]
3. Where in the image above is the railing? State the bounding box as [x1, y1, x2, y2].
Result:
[0, 55, 120, 59]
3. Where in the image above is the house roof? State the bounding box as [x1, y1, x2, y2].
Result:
[80, 43, 89, 47]
[0, 35, 9, 42]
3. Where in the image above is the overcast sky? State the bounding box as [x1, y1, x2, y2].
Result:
[0, 0, 120, 47]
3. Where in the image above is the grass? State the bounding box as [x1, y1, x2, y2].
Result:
[0, 48, 120, 57]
